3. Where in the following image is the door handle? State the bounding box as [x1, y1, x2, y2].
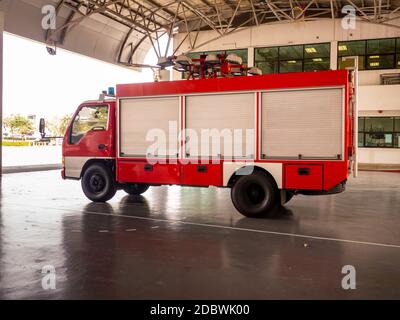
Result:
[197, 165, 208, 173]
[98, 144, 107, 150]
[298, 168, 310, 176]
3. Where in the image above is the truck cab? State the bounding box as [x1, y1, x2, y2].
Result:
[62, 100, 116, 180]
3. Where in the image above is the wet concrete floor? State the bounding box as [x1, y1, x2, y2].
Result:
[0, 170, 399, 299]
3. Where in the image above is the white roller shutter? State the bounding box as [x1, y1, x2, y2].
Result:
[261, 88, 343, 159]
[186, 93, 255, 159]
[120, 97, 179, 157]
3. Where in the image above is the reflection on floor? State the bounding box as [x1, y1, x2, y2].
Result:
[0, 171, 399, 299]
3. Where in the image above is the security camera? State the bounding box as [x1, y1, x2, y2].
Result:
[46, 46, 57, 56]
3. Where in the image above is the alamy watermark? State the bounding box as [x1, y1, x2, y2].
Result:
[41, 5, 56, 30]
[41, 265, 56, 290]
[342, 5, 356, 30]
[40, 4, 357, 31]
[39, 263, 357, 292]
[138, 121, 255, 168]
[341, 265, 356, 290]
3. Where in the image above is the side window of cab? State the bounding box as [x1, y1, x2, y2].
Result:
[70, 105, 109, 145]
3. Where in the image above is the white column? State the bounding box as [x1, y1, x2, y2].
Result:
[0, 6, 4, 177]
[247, 46, 254, 68]
[330, 41, 338, 70]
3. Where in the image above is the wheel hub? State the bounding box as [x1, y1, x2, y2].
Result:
[246, 183, 266, 205]
[89, 174, 105, 193]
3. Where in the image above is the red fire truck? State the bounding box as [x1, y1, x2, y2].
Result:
[62, 69, 357, 218]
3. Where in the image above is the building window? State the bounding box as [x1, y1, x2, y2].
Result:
[279, 59, 303, 73]
[254, 43, 330, 74]
[338, 38, 400, 70]
[358, 117, 400, 148]
[254, 47, 278, 74]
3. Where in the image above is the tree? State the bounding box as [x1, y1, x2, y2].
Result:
[59, 115, 72, 136]
[3, 114, 34, 136]
[48, 115, 72, 137]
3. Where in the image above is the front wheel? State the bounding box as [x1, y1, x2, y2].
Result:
[122, 183, 150, 195]
[231, 171, 278, 218]
[81, 163, 117, 202]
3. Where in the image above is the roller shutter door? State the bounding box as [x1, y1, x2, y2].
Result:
[261, 88, 343, 159]
[120, 97, 179, 157]
[186, 93, 255, 159]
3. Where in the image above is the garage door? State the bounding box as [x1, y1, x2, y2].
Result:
[185, 93, 255, 159]
[261, 87, 343, 159]
[120, 97, 179, 157]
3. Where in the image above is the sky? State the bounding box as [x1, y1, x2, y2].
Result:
[3, 32, 168, 119]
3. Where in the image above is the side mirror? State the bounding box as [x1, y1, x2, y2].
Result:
[39, 118, 46, 138]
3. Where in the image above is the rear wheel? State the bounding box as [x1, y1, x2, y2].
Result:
[81, 163, 116, 202]
[123, 183, 150, 195]
[231, 171, 278, 218]
[283, 191, 295, 204]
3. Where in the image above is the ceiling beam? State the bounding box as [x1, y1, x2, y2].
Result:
[143, 0, 183, 20]
[182, 1, 222, 35]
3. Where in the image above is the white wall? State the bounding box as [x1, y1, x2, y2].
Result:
[359, 148, 400, 164]
[359, 85, 400, 112]
[359, 69, 399, 85]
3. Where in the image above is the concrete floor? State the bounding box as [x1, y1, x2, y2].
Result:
[0, 170, 399, 299]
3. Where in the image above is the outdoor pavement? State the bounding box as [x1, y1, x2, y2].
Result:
[2, 146, 61, 167]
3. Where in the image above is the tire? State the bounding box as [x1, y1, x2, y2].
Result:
[231, 171, 278, 218]
[283, 191, 294, 204]
[122, 183, 150, 195]
[81, 163, 117, 202]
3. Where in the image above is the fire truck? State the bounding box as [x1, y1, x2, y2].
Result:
[62, 60, 357, 218]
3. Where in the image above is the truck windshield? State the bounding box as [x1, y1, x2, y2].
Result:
[70, 105, 109, 144]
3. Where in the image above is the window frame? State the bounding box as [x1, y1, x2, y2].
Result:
[69, 104, 110, 145]
[358, 116, 400, 149]
[338, 37, 400, 71]
[254, 42, 331, 74]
